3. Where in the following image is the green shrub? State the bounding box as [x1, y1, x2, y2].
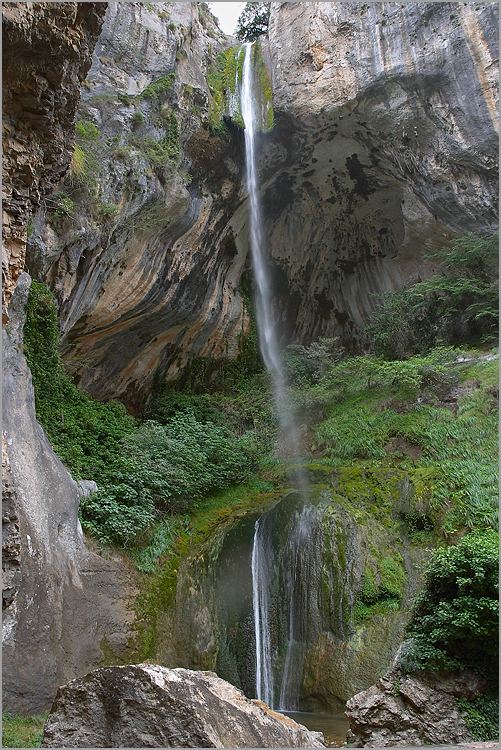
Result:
[457, 695, 499, 741]
[75, 119, 100, 140]
[131, 109, 145, 126]
[140, 74, 175, 105]
[23, 281, 136, 482]
[401, 530, 499, 684]
[80, 415, 259, 545]
[367, 234, 498, 358]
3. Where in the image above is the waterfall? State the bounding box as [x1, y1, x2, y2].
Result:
[278, 505, 322, 710]
[251, 516, 274, 705]
[240, 42, 303, 458]
[241, 41, 312, 711]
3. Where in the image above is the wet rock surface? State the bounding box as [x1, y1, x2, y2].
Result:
[41, 664, 325, 748]
[345, 668, 485, 747]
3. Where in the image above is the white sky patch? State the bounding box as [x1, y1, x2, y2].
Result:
[208, 2, 245, 36]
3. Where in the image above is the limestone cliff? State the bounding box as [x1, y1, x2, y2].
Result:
[257, 1, 499, 346]
[29, 1, 498, 405]
[27, 2, 247, 410]
[2, 3, 137, 714]
[2, 2, 105, 319]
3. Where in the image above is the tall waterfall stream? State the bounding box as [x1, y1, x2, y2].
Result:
[241, 41, 315, 712]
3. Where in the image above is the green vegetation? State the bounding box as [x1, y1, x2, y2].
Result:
[401, 530, 498, 682]
[253, 40, 274, 130]
[23, 281, 135, 482]
[304, 349, 498, 538]
[457, 695, 499, 741]
[140, 73, 175, 105]
[354, 553, 406, 623]
[367, 234, 498, 359]
[132, 110, 180, 169]
[81, 415, 259, 545]
[236, 2, 270, 41]
[207, 47, 243, 132]
[2, 714, 46, 748]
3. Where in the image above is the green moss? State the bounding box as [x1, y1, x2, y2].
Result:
[207, 46, 242, 132]
[2, 714, 47, 748]
[134, 480, 279, 659]
[140, 73, 175, 104]
[253, 41, 274, 131]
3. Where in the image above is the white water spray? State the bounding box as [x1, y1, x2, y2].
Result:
[241, 41, 311, 710]
[251, 517, 274, 705]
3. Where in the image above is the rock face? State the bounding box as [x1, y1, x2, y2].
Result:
[345, 668, 483, 747]
[30, 2, 499, 401]
[2, 275, 138, 713]
[151, 487, 427, 711]
[259, 1, 499, 347]
[42, 664, 325, 748]
[27, 2, 248, 410]
[2, 1, 106, 319]
[2, 4, 137, 714]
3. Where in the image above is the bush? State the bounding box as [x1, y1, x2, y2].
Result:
[80, 415, 259, 545]
[401, 530, 499, 684]
[367, 234, 498, 358]
[457, 695, 499, 741]
[23, 281, 136, 482]
[284, 337, 343, 386]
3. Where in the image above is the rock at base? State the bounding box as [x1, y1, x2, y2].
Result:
[42, 664, 325, 748]
[345, 669, 483, 747]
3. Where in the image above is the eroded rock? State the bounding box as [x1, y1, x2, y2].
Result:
[42, 664, 325, 748]
[345, 668, 483, 746]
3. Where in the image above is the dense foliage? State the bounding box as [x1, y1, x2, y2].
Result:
[401, 530, 498, 683]
[457, 695, 499, 741]
[236, 2, 270, 41]
[367, 234, 498, 358]
[81, 416, 259, 545]
[24, 282, 259, 547]
[24, 281, 135, 482]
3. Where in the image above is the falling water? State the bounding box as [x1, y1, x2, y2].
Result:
[241, 41, 313, 710]
[240, 42, 303, 458]
[278, 505, 322, 710]
[251, 516, 274, 705]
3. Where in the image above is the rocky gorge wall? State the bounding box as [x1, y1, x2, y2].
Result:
[27, 2, 249, 410]
[2, 3, 137, 714]
[145, 483, 427, 712]
[29, 1, 499, 406]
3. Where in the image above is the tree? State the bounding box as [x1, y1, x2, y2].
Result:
[367, 233, 499, 359]
[236, 2, 270, 41]
[400, 530, 499, 685]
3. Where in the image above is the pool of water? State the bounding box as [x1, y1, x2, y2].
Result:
[283, 710, 349, 747]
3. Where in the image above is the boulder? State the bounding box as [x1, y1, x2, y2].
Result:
[345, 669, 482, 747]
[42, 664, 325, 748]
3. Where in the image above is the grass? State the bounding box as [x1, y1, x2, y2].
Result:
[2, 714, 47, 748]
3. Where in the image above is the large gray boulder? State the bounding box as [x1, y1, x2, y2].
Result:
[42, 664, 325, 748]
[345, 669, 484, 747]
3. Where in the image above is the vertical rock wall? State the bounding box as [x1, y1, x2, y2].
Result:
[2, 3, 137, 714]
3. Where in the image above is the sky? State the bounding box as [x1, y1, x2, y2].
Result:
[208, 2, 246, 36]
